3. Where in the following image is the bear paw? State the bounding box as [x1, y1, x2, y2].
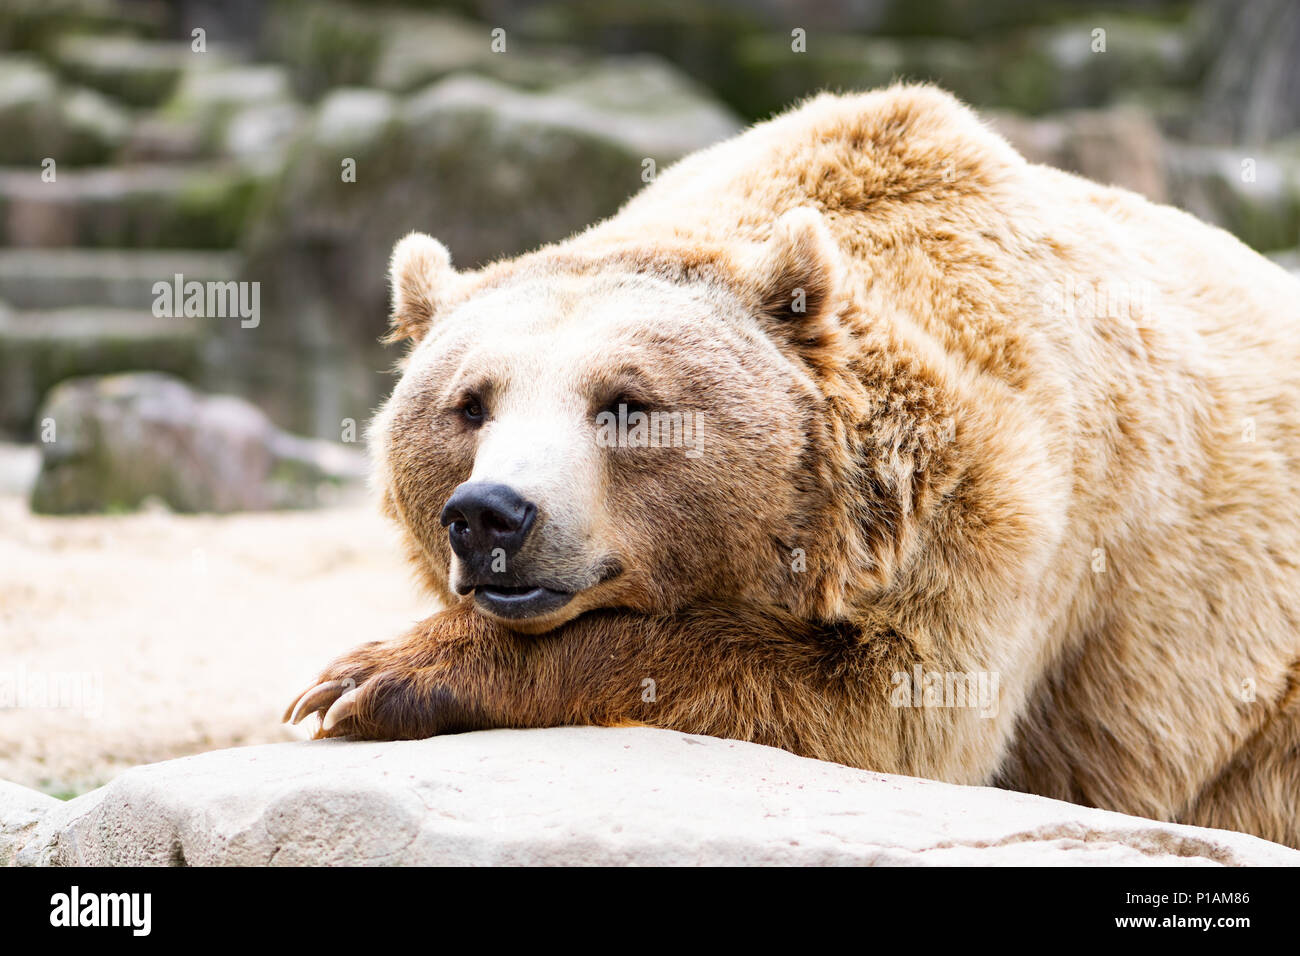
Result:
[284, 660, 485, 740]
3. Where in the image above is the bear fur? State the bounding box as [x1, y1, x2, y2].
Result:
[287, 85, 1300, 848]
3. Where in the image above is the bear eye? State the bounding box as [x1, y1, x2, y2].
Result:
[459, 397, 485, 424]
[598, 394, 649, 418]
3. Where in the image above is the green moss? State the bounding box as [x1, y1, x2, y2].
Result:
[263, 0, 385, 99]
[53, 36, 185, 108]
[0, 0, 162, 54]
[167, 171, 264, 247]
[990, 42, 1060, 115]
[64, 168, 268, 248]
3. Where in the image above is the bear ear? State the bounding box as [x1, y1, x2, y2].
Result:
[386, 232, 457, 345]
[742, 208, 843, 349]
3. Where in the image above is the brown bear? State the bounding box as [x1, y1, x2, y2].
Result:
[286, 84, 1300, 848]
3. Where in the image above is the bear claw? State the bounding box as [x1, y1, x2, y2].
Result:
[321, 687, 361, 731]
[285, 679, 349, 725]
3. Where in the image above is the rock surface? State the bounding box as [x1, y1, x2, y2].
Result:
[0, 55, 129, 165]
[7, 727, 1298, 866]
[0, 248, 242, 311]
[0, 780, 58, 866]
[29, 373, 365, 513]
[0, 162, 260, 249]
[50, 35, 205, 108]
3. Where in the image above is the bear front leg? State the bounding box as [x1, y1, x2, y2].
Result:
[282, 601, 952, 776]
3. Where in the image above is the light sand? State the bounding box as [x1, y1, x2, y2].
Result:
[0, 492, 433, 796]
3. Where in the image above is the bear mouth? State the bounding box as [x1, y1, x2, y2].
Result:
[473, 585, 575, 619]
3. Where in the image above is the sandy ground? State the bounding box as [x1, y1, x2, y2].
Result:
[0, 463, 434, 796]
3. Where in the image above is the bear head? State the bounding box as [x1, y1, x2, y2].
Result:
[369, 209, 905, 634]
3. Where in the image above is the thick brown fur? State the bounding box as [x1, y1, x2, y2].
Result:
[289, 85, 1300, 848]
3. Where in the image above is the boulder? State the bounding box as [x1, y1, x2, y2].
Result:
[0, 248, 241, 310]
[28, 372, 365, 514]
[0, 55, 130, 166]
[121, 113, 208, 163]
[50, 35, 207, 108]
[235, 61, 740, 438]
[0, 781, 59, 866]
[520, 58, 743, 159]
[369, 9, 561, 94]
[0, 162, 263, 249]
[0, 306, 203, 438]
[8, 727, 1298, 865]
[219, 100, 305, 171]
[0, 0, 166, 56]
[261, 0, 588, 98]
[160, 64, 301, 166]
[254, 60, 739, 271]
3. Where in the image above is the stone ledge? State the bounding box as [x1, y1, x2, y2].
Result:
[6, 727, 1298, 866]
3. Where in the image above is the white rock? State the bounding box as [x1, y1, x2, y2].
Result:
[0, 55, 57, 109]
[312, 87, 398, 150]
[404, 60, 742, 162]
[60, 86, 130, 144]
[29, 372, 367, 514]
[223, 100, 304, 167]
[0, 780, 59, 866]
[10, 727, 1298, 866]
[171, 64, 291, 110]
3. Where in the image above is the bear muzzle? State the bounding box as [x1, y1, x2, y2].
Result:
[441, 481, 537, 563]
[440, 480, 577, 620]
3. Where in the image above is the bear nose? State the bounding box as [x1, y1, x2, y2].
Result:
[439, 482, 537, 562]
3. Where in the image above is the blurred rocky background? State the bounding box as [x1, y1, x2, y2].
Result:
[0, 0, 1298, 512]
[1, 0, 1299, 797]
